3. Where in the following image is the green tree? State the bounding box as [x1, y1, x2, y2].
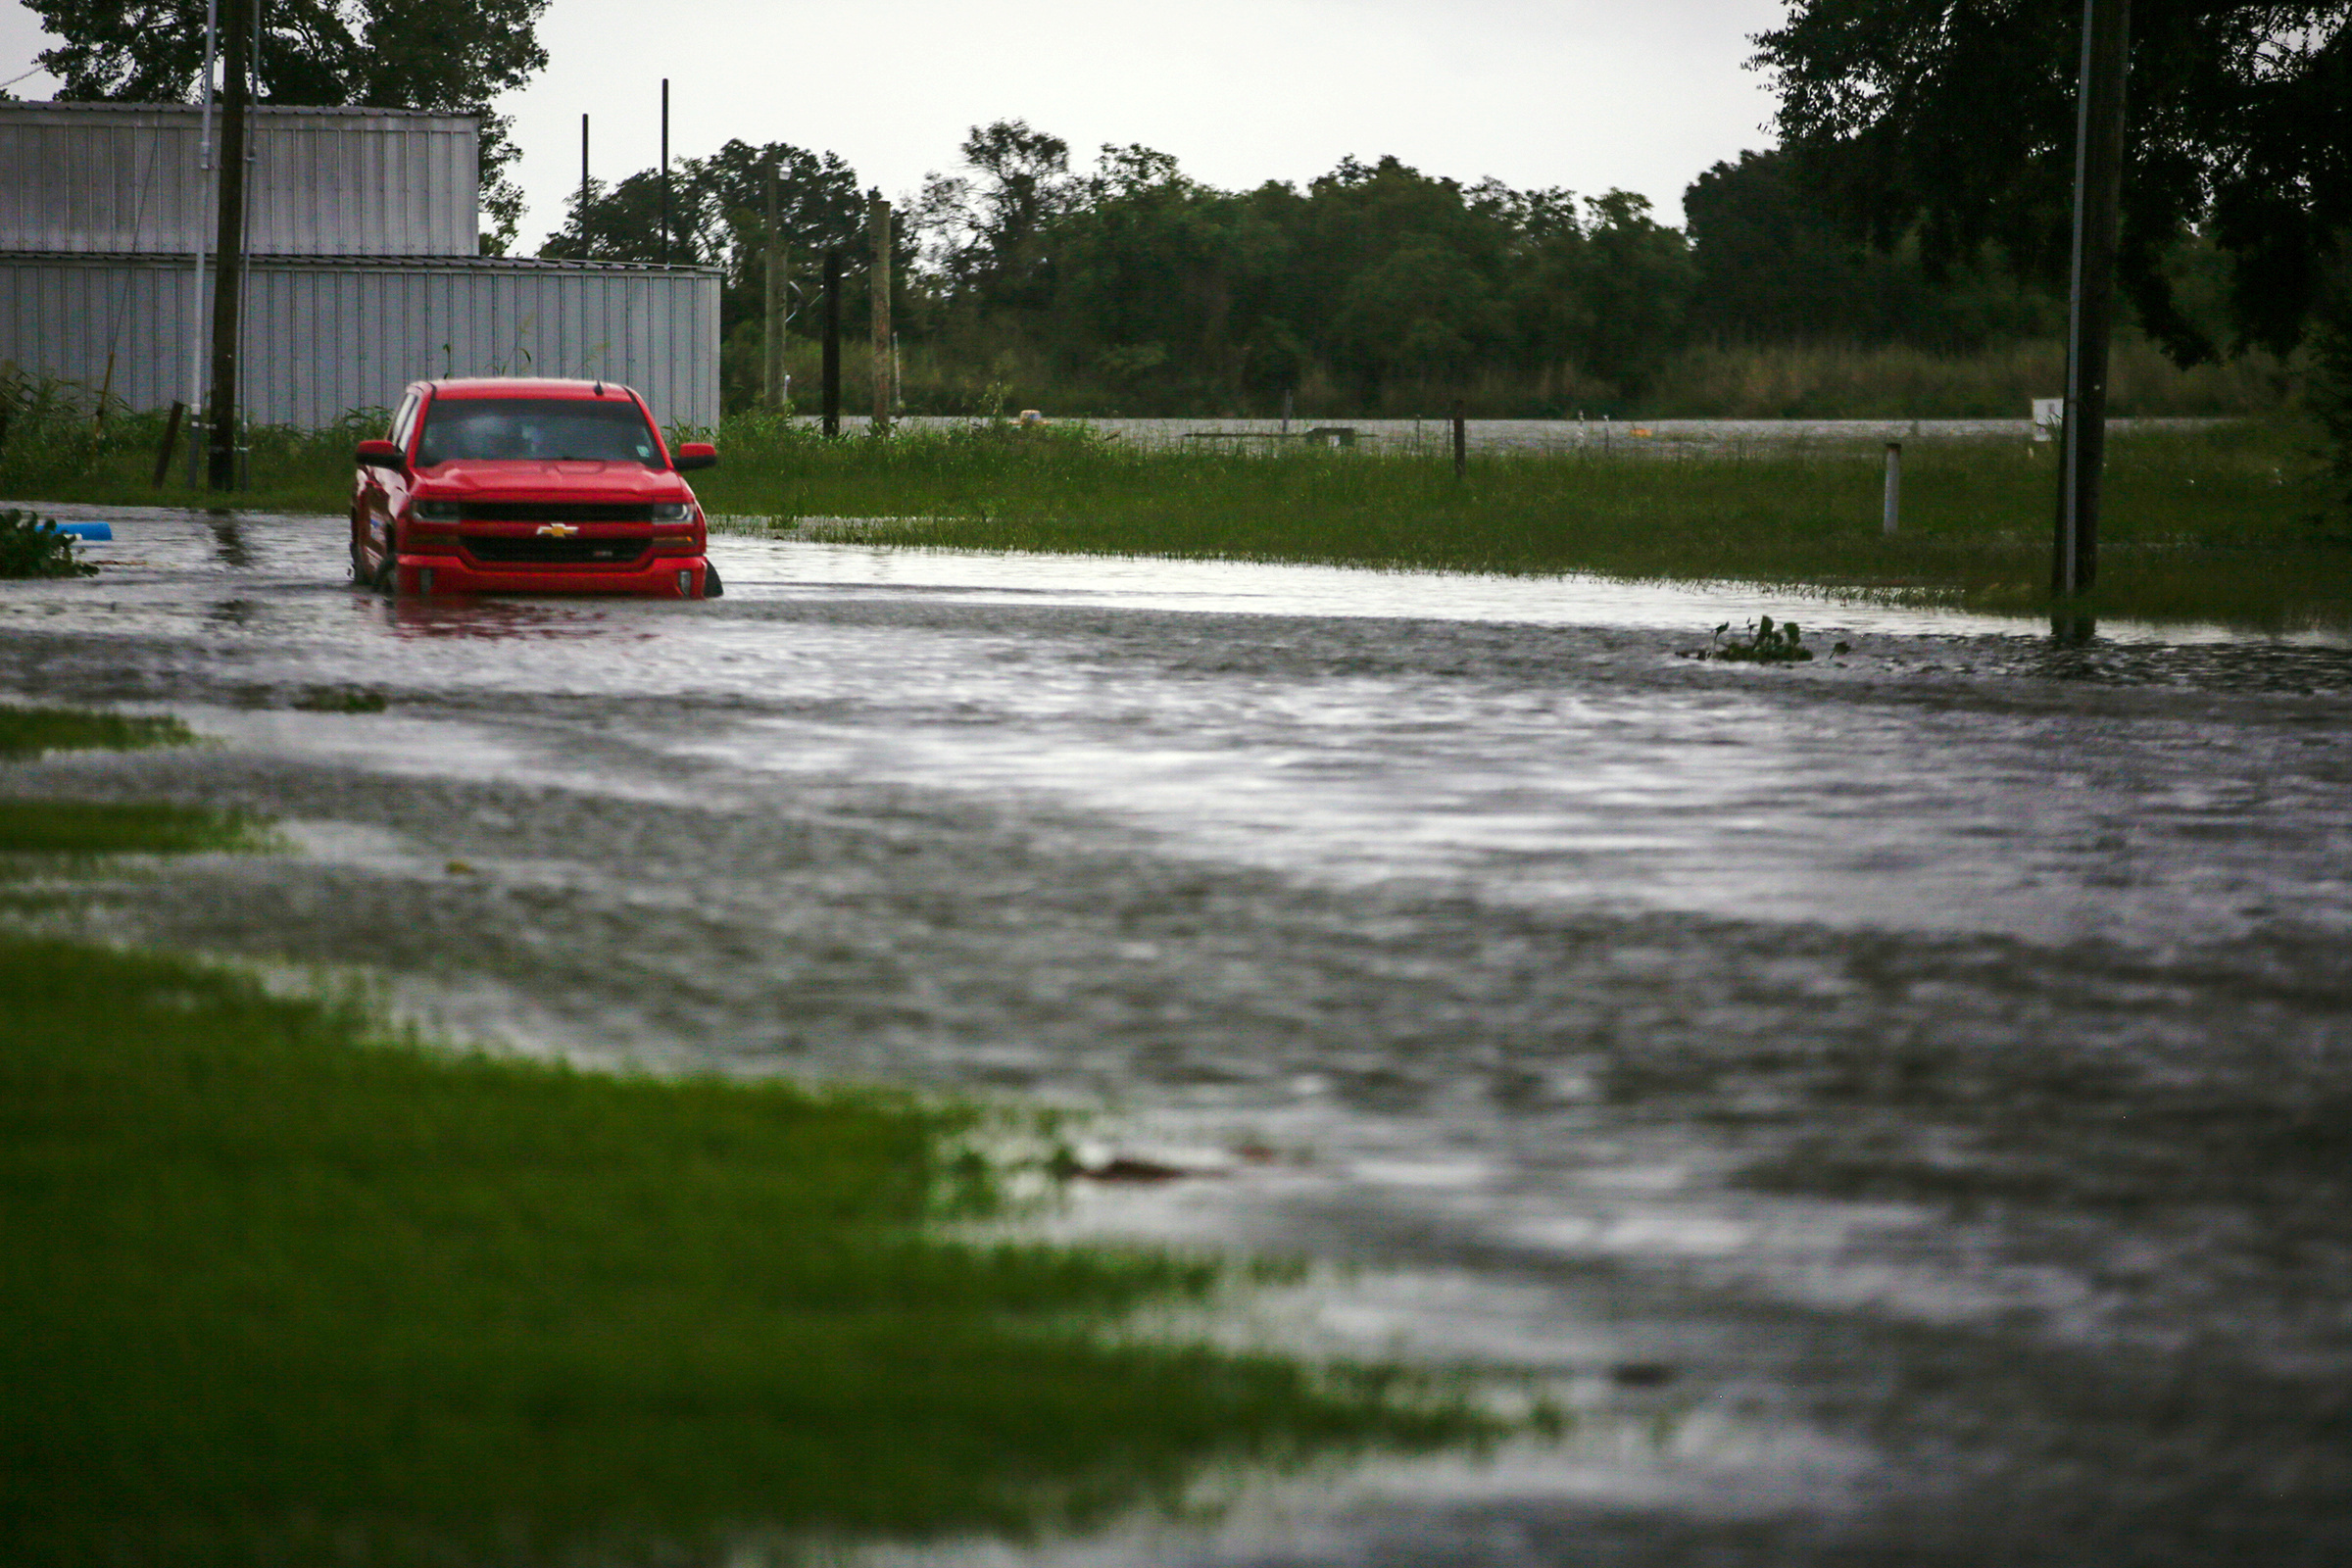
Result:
[1681, 148, 2059, 349]
[1753, 0, 2350, 362]
[1047, 146, 1272, 403]
[30, 0, 550, 251]
[917, 120, 1077, 312]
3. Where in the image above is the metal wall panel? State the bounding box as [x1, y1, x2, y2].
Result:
[0, 255, 720, 429]
[0, 103, 478, 257]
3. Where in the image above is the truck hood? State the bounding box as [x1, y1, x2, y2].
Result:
[412, 461, 696, 504]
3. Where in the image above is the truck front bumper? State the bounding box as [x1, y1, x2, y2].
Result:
[392, 554, 711, 598]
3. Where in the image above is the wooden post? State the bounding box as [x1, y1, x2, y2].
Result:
[153, 401, 185, 487]
[659, 78, 670, 267]
[821, 247, 842, 437]
[1451, 399, 1467, 480]
[1883, 441, 1902, 535]
[869, 193, 892, 430]
[2054, 0, 2131, 598]
[204, 0, 249, 493]
[764, 166, 782, 411]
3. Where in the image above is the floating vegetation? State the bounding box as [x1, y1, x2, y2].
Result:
[1680, 614, 1838, 663]
[0, 508, 97, 580]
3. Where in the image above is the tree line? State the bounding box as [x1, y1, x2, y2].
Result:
[538, 122, 2087, 417]
[26, 0, 2349, 470]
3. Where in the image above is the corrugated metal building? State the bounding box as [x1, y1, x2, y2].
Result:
[0, 101, 719, 428]
[3, 252, 718, 427]
[0, 102, 481, 257]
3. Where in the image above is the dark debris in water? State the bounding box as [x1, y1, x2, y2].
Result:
[1678, 615, 1842, 663]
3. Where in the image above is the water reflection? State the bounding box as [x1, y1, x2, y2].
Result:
[206, 516, 252, 568]
[2049, 611, 2097, 646]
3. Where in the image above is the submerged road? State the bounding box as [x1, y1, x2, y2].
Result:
[4, 508, 2351, 1565]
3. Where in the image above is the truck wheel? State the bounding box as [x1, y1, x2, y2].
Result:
[703, 562, 724, 599]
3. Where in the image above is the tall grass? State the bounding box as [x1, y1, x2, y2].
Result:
[0, 368, 381, 514]
[695, 416, 2348, 628]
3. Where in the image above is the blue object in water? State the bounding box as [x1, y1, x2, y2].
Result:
[54, 522, 113, 541]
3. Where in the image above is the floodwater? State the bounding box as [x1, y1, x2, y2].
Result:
[4, 507, 2351, 1565]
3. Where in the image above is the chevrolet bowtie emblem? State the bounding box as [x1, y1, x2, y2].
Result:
[534, 523, 580, 537]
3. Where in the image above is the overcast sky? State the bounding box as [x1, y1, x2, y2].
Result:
[2, 0, 1791, 248]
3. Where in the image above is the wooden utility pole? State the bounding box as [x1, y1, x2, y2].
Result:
[659, 78, 670, 267]
[763, 166, 784, 410]
[204, 0, 249, 492]
[821, 248, 842, 437]
[869, 193, 892, 429]
[2054, 0, 2132, 599]
[578, 114, 589, 246]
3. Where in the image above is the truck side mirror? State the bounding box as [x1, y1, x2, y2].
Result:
[356, 440, 406, 470]
[674, 442, 717, 471]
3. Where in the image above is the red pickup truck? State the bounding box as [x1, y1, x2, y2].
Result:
[353, 378, 720, 598]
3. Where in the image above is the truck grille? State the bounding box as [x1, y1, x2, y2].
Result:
[460, 502, 656, 523]
[464, 536, 650, 565]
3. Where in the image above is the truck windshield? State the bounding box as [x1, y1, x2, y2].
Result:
[416, 399, 664, 466]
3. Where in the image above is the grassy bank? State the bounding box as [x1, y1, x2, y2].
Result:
[697, 417, 2349, 629]
[0, 703, 195, 760]
[0, 704, 1482, 1565]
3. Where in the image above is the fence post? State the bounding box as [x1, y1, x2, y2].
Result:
[1451, 399, 1467, 480]
[1883, 441, 1902, 536]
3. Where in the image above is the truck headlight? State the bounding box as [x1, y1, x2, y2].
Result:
[413, 500, 461, 522]
[652, 503, 690, 522]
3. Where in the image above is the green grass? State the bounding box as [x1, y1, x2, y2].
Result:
[0, 703, 197, 760]
[0, 799, 269, 856]
[0, 933, 1480, 1565]
[696, 417, 2351, 629]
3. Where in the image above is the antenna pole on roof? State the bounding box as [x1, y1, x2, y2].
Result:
[205, 0, 250, 492]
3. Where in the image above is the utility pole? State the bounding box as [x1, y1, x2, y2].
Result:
[821, 248, 842, 437]
[869, 193, 892, 430]
[764, 165, 783, 411]
[186, 0, 218, 487]
[205, 0, 250, 492]
[578, 113, 589, 248]
[2054, 0, 2132, 602]
[659, 78, 670, 267]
